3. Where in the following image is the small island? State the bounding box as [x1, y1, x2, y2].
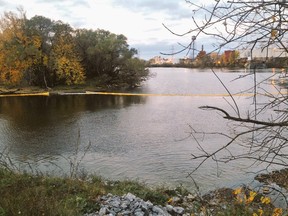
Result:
[0, 9, 150, 92]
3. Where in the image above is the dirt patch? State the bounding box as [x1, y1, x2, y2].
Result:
[255, 168, 288, 190]
[202, 187, 235, 205]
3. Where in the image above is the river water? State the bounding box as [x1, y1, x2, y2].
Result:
[0, 67, 285, 192]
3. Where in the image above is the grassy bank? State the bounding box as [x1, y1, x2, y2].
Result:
[0, 168, 172, 215]
[0, 167, 286, 216]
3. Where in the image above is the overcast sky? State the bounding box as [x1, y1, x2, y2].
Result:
[1, 0, 215, 60]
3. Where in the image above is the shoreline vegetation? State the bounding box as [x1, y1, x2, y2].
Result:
[0, 66, 287, 97]
[0, 166, 287, 215]
[0, 84, 112, 96]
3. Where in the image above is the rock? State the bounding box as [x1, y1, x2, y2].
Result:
[165, 204, 173, 213]
[152, 205, 166, 215]
[90, 193, 188, 216]
[98, 207, 107, 216]
[124, 192, 136, 201]
[186, 194, 197, 201]
[134, 209, 145, 216]
[171, 196, 181, 204]
[173, 207, 185, 215]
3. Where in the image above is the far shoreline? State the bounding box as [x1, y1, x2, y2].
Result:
[0, 85, 113, 96]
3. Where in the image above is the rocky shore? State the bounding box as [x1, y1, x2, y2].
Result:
[85, 192, 188, 216]
[83, 168, 288, 216]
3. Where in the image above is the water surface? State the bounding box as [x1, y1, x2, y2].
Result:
[0, 67, 285, 191]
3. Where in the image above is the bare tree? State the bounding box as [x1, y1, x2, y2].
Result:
[164, 0, 288, 176]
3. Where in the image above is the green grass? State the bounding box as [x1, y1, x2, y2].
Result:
[0, 168, 171, 216]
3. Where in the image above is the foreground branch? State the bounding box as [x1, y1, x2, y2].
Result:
[199, 106, 288, 127]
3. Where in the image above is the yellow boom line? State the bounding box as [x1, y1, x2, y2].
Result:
[0, 92, 50, 97]
[0, 91, 285, 97]
[86, 91, 286, 97]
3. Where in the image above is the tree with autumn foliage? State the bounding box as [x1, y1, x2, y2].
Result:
[195, 45, 214, 68]
[0, 10, 85, 87]
[0, 9, 41, 85]
[0, 9, 149, 89]
[220, 50, 240, 67]
[49, 22, 85, 86]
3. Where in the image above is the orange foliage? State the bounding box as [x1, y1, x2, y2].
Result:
[0, 10, 43, 85]
[51, 35, 85, 85]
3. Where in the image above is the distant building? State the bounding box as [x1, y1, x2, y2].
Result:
[239, 47, 288, 60]
[179, 56, 193, 65]
[224, 50, 236, 60]
[210, 52, 220, 61]
[210, 52, 221, 65]
[149, 56, 174, 65]
[238, 46, 288, 69]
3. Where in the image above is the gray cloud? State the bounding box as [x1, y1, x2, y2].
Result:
[112, 0, 192, 20]
[30, 0, 90, 27]
[0, 0, 19, 10]
[31, 0, 90, 21]
[70, 18, 88, 28]
[131, 40, 187, 60]
[132, 35, 218, 60]
[35, 0, 89, 7]
[0, 0, 8, 6]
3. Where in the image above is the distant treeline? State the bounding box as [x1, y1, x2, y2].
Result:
[0, 9, 149, 89]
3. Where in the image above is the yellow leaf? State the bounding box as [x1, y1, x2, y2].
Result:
[246, 191, 257, 204]
[260, 196, 271, 204]
[272, 208, 283, 216]
[258, 208, 264, 216]
[167, 198, 173, 204]
[271, 29, 278, 38]
[233, 187, 242, 195]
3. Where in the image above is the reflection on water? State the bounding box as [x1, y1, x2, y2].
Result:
[0, 95, 147, 156]
[0, 95, 147, 127]
[0, 67, 285, 191]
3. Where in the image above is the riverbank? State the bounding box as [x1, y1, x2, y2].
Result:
[0, 84, 107, 95]
[0, 167, 286, 215]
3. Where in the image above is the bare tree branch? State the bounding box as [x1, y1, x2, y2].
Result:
[162, 0, 288, 181]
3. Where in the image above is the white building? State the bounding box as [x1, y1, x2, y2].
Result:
[239, 46, 288, 60]
[150, 56, 174, 64]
